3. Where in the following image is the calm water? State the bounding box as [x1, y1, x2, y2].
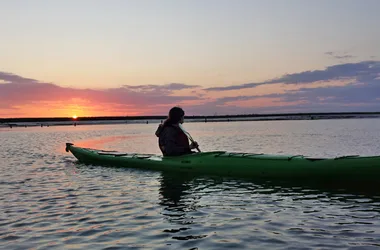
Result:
[1, 119, 380, 249]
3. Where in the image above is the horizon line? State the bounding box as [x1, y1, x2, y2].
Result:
[1, 111, 380, 122]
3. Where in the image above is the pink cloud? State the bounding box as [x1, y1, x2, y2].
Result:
[0, 73, 201, 117]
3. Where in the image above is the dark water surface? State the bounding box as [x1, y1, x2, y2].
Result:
[1, 119, 380, 249]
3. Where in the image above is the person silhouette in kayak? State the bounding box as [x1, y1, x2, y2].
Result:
[155, 107, 199, 156]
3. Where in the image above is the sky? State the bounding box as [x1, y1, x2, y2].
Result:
[1, 0, 380, 118]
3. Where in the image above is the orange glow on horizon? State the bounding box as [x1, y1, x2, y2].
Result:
[0, 101, 153, 118]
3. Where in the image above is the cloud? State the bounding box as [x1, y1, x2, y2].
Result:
[0, 73, 199, 105]
[0, 72, 201, 117]
[124, 83, 199, 93]
[123, 83, 200, 95]
[201, 77, 380, 114]
[281, 79, 380, 105]
[325, 51, 356, 60]
[205, 61, 380, 91]
[1, 60, 380, 117]
[0, 72, 40, 84]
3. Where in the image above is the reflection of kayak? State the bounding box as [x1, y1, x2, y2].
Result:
[65, 143, 380, 183]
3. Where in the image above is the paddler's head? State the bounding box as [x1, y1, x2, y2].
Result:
[168, 106, 185, 124]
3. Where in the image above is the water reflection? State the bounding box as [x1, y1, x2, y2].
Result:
[158, 172, 201, 224]
[157, 171, 380, 219]
[156, 171, 380, 247]
[63, 160, 380, 248]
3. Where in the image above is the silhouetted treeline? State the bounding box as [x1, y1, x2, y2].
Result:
[1, 112, 380, 123]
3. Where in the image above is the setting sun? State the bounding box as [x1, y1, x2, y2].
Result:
[72, 115, 77, 119]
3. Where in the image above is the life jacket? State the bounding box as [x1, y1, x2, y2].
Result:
[155, 123, 190, 155]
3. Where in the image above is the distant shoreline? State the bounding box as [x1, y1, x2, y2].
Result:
[1, 111, 380, 122]
[1, 112, 380, 128]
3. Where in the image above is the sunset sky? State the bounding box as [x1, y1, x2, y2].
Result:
[1, 0, 380, 118]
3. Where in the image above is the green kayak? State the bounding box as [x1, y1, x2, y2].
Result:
[65, 143, 380, 184]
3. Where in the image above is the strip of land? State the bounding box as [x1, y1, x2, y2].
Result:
[1, 112, 380, 128]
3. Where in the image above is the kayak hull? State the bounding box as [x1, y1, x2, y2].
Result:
[65, 143, 380, 184]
